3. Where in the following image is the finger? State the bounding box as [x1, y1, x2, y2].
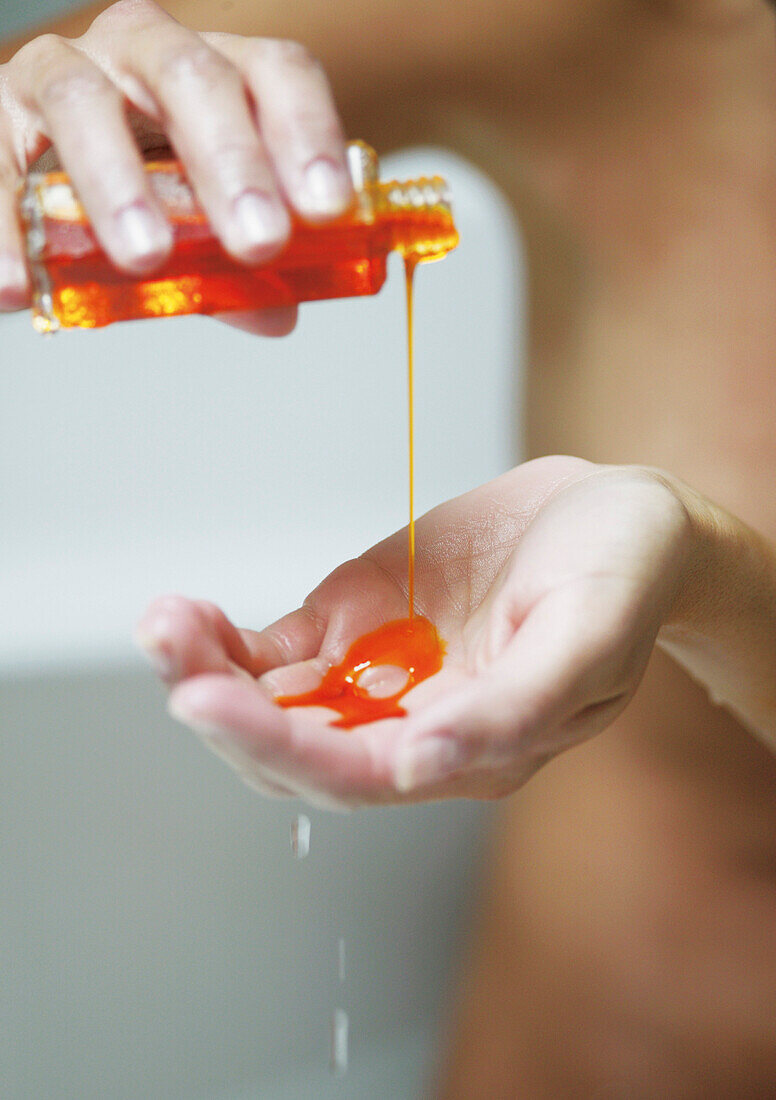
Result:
[0, 131, 29, 310]
[258, 657, 332, 702]
[84, 6, 290, 262]
[134, 595, 255, 683]
[167, 673, 395, 804]
[393, 578, 645, 791]
[214, 305, 298, 336]
[206, 34, 351, 222]
[11, 34, 172, 272]
[236, 603, 329, 678]
[240, 555, 416, 681]
[135, 594, 327, 684]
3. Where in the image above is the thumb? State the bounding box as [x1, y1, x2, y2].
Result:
[392, 577, 644, 792]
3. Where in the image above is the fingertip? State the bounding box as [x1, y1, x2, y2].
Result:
[134, 629, 177, 682]
[134, 595, 199, 680]
[110, 201, 173, 273]
[134, 600, 183, 649]
[223, 190, 291, 263]
[295, 156, 352, 222]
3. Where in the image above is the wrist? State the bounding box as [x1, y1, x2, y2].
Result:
[512, 459, 774, 738]
[653, 472, 723, 636]
[654, 473, 776, 738]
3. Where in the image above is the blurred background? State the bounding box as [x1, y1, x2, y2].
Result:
[2, 0, 88, 38]
[1, 3, 525, 1095]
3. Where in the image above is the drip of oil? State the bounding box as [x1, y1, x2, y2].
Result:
[338, 937, 346, 985]
[290, 814, 311, 859]
[405, 257, 417, 619]
[276, 257, 445, 728]
[330, 1008, 349, 1076]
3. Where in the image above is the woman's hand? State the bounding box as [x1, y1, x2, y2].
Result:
[0, 0, 351, 333]
[135, 456, 702, 808]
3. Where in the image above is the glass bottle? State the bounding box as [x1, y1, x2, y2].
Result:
[19, 141, 458, 332]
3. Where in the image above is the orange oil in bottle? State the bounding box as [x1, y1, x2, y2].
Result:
[21, 142, 457, 331]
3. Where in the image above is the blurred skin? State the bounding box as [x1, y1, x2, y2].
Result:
[4, 0, 776, 1096]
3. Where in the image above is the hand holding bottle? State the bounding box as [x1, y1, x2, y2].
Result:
[0, 0, 352, 333]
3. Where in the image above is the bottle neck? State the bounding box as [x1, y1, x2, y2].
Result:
[368, 177, 459, 262]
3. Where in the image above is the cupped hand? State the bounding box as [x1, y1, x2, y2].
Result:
[135, 456, 696, 807]
[0, 0, 351, 333]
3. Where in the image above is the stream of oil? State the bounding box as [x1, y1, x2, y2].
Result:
[276, 257, 444, 727]
[405, 257, 417, 619]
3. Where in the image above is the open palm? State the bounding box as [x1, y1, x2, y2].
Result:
[136, 456, 692, 807]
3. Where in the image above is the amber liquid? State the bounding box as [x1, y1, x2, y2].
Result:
[275, 616, 443, 729]
[277, 257, 445, 728]
[405, 258, 417, 619]
[34, 173, 457, 329]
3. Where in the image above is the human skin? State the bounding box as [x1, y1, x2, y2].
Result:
[4, 0, 776, 1094]
[134, 457, 776, 806]
[0, 1, 355, 333]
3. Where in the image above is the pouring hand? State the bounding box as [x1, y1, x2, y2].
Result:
[0, 0, 351, 333]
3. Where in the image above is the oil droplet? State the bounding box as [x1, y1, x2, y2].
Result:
[338, 937, 346, 984]
[330, 1008, 349, 1076]
[290, 814, 311, 859]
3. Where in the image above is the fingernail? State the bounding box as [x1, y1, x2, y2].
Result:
[133, 631, 176, 681]
[393, 737, 468, 792]
[0, 253, 29, 310]
[298, 158, 351, 219]
[114, 202, 172, 268]
[230, 190, 288, 260]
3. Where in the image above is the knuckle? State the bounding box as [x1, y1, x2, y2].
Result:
[200, 30, 232, 50]
[88, 0, 161, 32]
[209, 139, 266, 178]
[107, 0, 159, 17]
[38, 66, 112, 112]
[11, 33, 68, 77]
[258, 38, 321, 73]
[287, 111, 341, 143]
[157, 40, 237, 94]
[11, 33, 64, 70]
